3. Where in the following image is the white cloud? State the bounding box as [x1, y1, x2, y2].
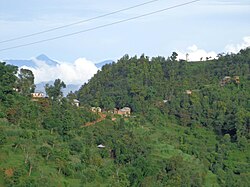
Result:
[22, 58, 98, 85]
[177, 36, 250, 61]
[225, 36, 250, 53]
[177, 45, 217, 61]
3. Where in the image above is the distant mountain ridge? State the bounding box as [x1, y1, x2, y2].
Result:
[5, 59, 37, 68]
[5, 54, 59, 68]
[95, 60, 114, 69]
[36, 54, 59, 66]
[5, 54, 112, 69]
[4, 54, 113, 96]
[36, 81, 80, 96]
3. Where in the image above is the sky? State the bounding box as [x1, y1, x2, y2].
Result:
[0, 0, 250, 85]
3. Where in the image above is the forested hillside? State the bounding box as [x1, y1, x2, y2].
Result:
[76, 48, 250, 186]
[77, 49, 250, 140]
[0, 48, 250, 186]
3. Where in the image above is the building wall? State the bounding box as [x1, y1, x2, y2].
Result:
[31, 93, 44, 98]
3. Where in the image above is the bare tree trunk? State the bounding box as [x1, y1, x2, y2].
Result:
[58, 167, 61, 174]
[28, 165, 33, 176]
[116, 168, 119, 183]
[25, 153, 29, 164]
[46, 153, 50, 160]
[14, 144, 19, 150]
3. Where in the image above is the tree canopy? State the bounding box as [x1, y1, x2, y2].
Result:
[45, 79, 66, 100]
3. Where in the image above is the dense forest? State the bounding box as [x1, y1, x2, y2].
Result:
[0, 48, 250, 186]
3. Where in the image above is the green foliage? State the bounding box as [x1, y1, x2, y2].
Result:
[45, 78, 66, 100]
[17, 68, 35, 96]
[69, 139, 83, 153]
[1, 49, 250, 186]
[0, 62, 18, 101]
[77, 48, 250, 140]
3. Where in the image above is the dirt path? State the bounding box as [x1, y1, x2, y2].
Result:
[84, 113, 107, 127]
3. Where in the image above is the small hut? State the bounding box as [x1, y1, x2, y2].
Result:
[186, 90, 192, 95]
[73, 99, 80, 107]
[114, 107, 131, 116]
[31, 92, 45, 98]
[220, 76, 231, 86]
[91, 107, 102, 113]
[97, 144, 105, 148]
[233, 76, 240, 84]
[31, 92, 45, 101]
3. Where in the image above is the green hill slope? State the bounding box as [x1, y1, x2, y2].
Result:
[0, 49, 250, 186]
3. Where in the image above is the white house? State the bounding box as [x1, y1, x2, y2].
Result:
[73, 99, 80, 107]
[31, 92, 45, 98]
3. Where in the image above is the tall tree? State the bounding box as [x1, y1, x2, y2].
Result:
[0, 62, 18, 98]
[170, 52, 178, 61]
[17, 68, 35, 96]
[45, 79, 66, 101]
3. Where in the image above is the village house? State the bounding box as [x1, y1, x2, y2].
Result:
[91, 107, 102, 113]
[114, 107, 131, 116]
[163, 100, 168, 103]
[233, 76, 240, 84]
[73, 99, 80, 107]
[13, 88, 19, 92]
[186, 90, 192, 95]
[220, 76, 231, 86]
[220, 76, 240, 86]
[31, 92, 45, 98]
[31, 92, 45, 101]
